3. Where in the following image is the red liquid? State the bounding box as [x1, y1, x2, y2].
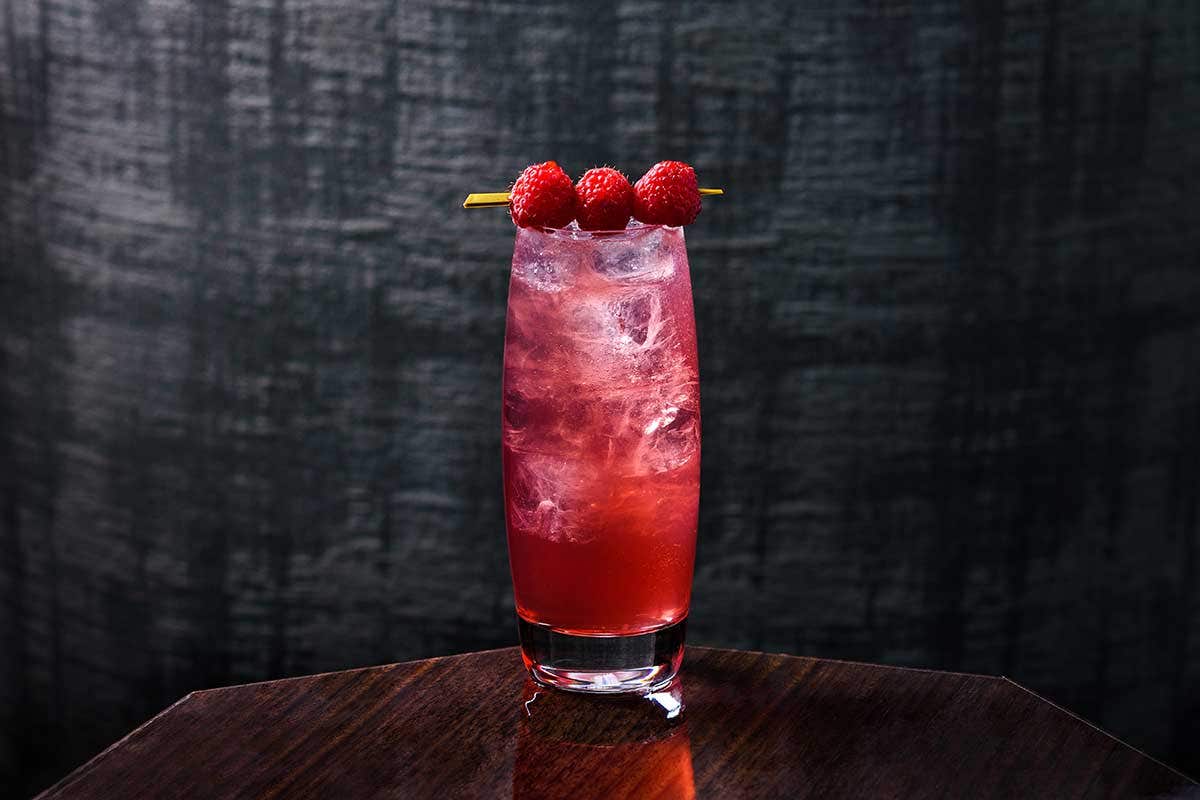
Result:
[502, 224, 700, 635]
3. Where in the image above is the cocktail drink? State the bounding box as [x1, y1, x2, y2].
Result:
[502, 222, 700, 692]
[467, 159, 715, 692]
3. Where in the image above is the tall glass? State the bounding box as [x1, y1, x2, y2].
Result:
[502, 222, 700, 693]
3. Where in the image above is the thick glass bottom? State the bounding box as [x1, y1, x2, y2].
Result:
[517, 616, 686, 694]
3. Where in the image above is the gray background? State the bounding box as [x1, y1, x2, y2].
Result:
[3, 0, 1199, 795]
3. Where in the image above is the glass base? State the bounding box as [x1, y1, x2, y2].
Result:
[517, 617, 686, 694]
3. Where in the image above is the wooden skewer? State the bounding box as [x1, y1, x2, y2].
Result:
[463, 187, 725, 209]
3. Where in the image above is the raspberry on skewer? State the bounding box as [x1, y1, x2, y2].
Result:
[509, 161, 577, 229]
[463, 161, 722, 229]
[632, 161, 702, 227]
[575, 167, 635, 231]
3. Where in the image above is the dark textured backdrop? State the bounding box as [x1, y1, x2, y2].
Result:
[2, 0, 1199, 795]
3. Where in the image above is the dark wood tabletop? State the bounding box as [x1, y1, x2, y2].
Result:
[37, 646, 1194, 799]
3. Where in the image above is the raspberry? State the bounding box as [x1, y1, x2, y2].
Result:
[574, 167, 634, 231]
[509, 161, 577, 229]
[632, 161, 702, 227]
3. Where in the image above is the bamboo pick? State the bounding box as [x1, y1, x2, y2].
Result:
[463, 187, 724, 209]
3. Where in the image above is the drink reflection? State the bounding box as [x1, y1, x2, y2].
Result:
[512, 679, 696, 800]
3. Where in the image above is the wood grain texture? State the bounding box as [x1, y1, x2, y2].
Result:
[35, 648, 1197, 799]
[2, 0, 1200, 795]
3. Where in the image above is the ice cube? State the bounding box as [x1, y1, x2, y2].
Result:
[511, 235, 579, 292]
[566, 288, 663, 362]
[507, 455, 595, 543]
[590, 227, 674, 282]
[508, 458, 568, 542]
[612, 291, 657, 346]
[632, 394, 699, 474]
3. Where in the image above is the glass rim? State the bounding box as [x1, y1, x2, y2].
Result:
[522, 222, 683, 242]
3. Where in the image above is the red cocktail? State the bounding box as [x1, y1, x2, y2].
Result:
[502, 222, 700, 692]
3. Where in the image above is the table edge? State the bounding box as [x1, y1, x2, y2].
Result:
[33, 691, 199, 800]
[1000, 677, 1197, 785]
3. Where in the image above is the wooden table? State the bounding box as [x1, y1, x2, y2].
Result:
[38, 647, 1194, 799]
